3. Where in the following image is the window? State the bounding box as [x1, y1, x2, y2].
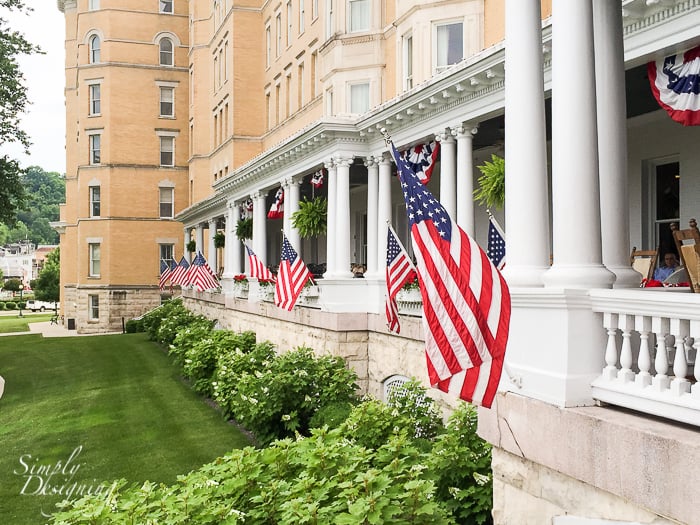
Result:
[265, 92, 271, 130]
[89, 295, 99, 320]
[326, 88, 333, 116]
[266, 25, 271, 67]
[90, 186, 100, 217]
[298, 63, 304, 107]
[348, 0, 369, 32]
[89, 83, 101, 115]
[160, 86, 174, 117]
[312, 0, 318, 19]
[89, 35, 101, 64]
[299, 0, 305, 33]
[349, 82, 369, 114]
[89, 133, 101, 164]
[159, 0, 173, 14]
[159, 187, 174, 218]
[287, 1, 293, 47]
[159, 38, 174, 66]
[89, 243, 101, 277]
[276, 13, 282, 56]
[275, 84, 280, 124]
[311, 52, 317, 98]
[160, 136, 174, 166]
[325, 0, 334, 39]
[160, 244, 174, 265]
[286, 74, 291, 118]
[403, 34, 413, 91]
[435, 21, 463, 71]
[88, 0, 99, 10]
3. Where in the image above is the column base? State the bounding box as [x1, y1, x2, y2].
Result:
[501, 265, 549, 288]
[543, 264, 615, 289]
[608, 265, 644, 289]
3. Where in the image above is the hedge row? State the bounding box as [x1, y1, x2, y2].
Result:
[0, 301, 27, 310]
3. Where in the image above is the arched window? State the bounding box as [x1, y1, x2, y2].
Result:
[159, 38, 174, 66]
[89, 35, 101, 64]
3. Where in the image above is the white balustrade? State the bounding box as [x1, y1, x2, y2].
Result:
[591, 289, 700, 427]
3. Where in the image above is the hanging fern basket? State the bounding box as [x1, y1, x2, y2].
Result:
[236, 218, 253, 240]
[473, 154, 505, 210]
[292, 196, 328, 239]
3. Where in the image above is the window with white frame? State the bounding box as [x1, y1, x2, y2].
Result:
[89, 294, 99, 320]
[266, 24, 271, 67]
[160, 136, 174, 166]
[276, 13, 282, 56]
[299, 0, 305, 33]
[89, 243, 101, 277]
[90, 186, 101, 217]
[349, 82, 369, 114]
[159, 86, 174, 117]
[89, 0, 99, 11]
[435, 20, 463, 72]
[89, 133, 101, 164]
[159, 38, 174, 66]
[89, 35, 101, 64]
[287, 1, 292, 47]
[298, 62, 304, 107]
[348, 0, 369, 32]
[325, 88, 333, 116]
[160, 243, 175, 266]
[312, 0, 318, 19]
[89, 83, 101, 115]
[159, 187, 174, 218]
[325, 0, 334, 39]
[403, 33, 413, 91]
[159, 0, 173, 14]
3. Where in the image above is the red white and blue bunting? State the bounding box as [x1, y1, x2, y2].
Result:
[648, 45, 700, 126]
[267, 187, 284, 219]
[400, 141, 440, 185]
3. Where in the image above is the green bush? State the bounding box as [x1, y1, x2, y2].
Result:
[169, 316, 215, 368]
[141, 299, 184, 341]
[5, 302, 16, 310]
[124, 319, 144, 333]
[0, 302, 6, 310]
[17, 301, 26, 309]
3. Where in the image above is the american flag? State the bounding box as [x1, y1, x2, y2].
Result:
[389, 140, 511, 408]
[310, 169, 324, 188]
[487, 215, 506, 270]
[169, 256, 190, 286]
[241, 198, 254, 219]
[245, 244, 276, 282]
[186, 251, 220, 292]
[275, 234, 313, 311]
[400, 141, 440, 185]
[159, 259, 176, 290]
[267, 187, 284, 219]
[385, 224, 417, 334]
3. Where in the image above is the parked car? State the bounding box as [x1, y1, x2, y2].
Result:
[26, 300, 60, 312]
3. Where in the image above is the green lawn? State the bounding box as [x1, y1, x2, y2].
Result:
[0, 333, 252, 524]
[0, 314, 53, 334]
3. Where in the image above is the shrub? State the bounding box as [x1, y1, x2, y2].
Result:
[156, 306, 201, 347]
[124, 319, 144, 333]
[169, 316, 215, 368]
[5, 302, 16, 310]
[141, 299, 185, 340]
[17, 301, 26, 309]
[0, 302, 5, 310]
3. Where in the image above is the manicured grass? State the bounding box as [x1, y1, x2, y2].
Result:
[0, 314, 53, 334]
[0, 333, 252, 524]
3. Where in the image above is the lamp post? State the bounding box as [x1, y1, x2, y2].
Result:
[18, 282, 24, 318]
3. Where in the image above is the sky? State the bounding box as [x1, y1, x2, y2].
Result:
[0, 0, 66, 174]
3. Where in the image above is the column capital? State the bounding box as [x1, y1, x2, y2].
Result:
[252, 190, 265, 200]
[333, 155, 354, 168]
[208, 218, 218, 226]
[453, 123, 479, 138]
[435, 130, 455, 143]
[364, 156, 378, 169]
[324, 159, 335, 170]
[379, 151, 393, 165]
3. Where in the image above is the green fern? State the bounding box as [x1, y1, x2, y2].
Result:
[292, 196, 327, 238]
[473, 154, 505, 210]
[235, 218, 253, 240]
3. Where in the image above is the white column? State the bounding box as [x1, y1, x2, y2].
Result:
[253, 191, 267, 264]
[282, 178, 292, 238]
[335, 155, 354, 279]
[323, 161, 337, 278]
[437, 131, 457, 221]
[593, 0, 639, 288]
[365, 156, 379, 277]
[195, 224, 204, 254]
[455, 124, 477, 236]
[287, 177, 301, 251]
[543, 0, 614, 289]
[376, 153, 393, 276]
[223, 200, 240, 277]
[184, 228, 192, 263]
[208, 218, 218, 271]
[503, 0, 550, 287]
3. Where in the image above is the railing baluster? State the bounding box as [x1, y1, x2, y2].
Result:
[602, 312, 619, 381]
[692, 320, 700, 398]
[635, 315, 652, 388]
[652, 317, 670, 391]
[618, 314, 635, 383]
[670, 318, 690, 396]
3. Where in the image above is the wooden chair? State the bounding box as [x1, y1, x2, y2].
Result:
[630, 247, 658, 282]
[672, 218, 700, 293]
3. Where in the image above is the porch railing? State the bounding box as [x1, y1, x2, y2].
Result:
[590, 289, 700, 427]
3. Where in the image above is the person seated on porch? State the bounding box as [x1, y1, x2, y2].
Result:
[653, 252, 680, 281]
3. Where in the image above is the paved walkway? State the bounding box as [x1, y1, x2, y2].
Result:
[0, 320, 122, 338]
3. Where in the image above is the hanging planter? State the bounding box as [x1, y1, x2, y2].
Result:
[473, 154, 505, 210]
[214, 231, 226, 248]
[186, 240, 196, 253]
[236, 218, 253, 240]
[292, 196, 327, 239]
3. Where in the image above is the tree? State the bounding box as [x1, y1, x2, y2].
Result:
[0, 1, 42, 226]
[3, 278, 21, 292]
[31, 247, 59, 302]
